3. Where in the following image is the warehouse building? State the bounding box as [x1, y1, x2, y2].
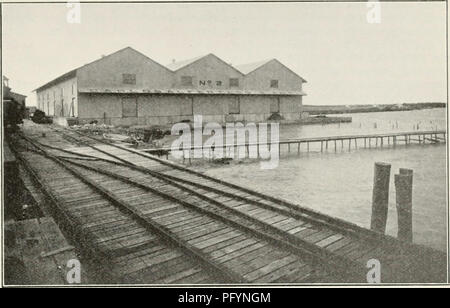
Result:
[35, 47, 306, 126]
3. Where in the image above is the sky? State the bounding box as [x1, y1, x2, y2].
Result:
[2, 2, 447, 107]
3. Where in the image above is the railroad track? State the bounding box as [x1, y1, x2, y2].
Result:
[14, 134, 332, 284]
[14, 124, 447, 283]
[13, 139, 221, 283]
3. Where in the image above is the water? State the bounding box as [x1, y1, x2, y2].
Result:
[280, 108, 446, 139]
[204, 109, 447, 251]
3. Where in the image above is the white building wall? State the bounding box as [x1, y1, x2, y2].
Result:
[36, 77, 78, 117]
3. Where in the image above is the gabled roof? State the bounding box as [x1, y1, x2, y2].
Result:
[34, 47, 171, 92]
[234, 58, 307, 82]
[234, 59, 272, 75]
[165, 53, 244, 76]
[35, 48, 306, 93]
[10, 91, 27, 99]
[166, 55, 207, 71]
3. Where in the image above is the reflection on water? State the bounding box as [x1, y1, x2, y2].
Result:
[203, 109, 447, 251]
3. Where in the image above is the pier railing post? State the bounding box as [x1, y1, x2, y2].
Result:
[395, 168, 413, 242]
[370, 162, 391, 233]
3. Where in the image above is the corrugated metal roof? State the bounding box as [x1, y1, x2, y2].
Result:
[78, 88, 306, 96]
[234, 59, 273, 75]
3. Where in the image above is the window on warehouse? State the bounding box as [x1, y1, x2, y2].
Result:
[122, 73, 136, 85]
[229, 78, 239, 87]
[181, 76, 193, 86]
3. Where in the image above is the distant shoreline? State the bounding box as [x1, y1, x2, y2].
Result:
[302, 103, 446, 115]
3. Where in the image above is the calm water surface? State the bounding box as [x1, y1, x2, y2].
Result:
[203, 109, 447, 251]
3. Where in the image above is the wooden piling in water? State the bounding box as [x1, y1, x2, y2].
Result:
[400, 168, 413, 176]
[370, 162, 391, 234]
[395, 169, 413, 242]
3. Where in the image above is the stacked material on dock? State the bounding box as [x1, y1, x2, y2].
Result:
[299, 115, 352, 125]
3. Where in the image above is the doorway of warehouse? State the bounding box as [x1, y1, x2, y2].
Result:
[122, 96, 138, 118]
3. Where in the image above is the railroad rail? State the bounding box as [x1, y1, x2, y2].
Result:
[12, 123, 447, 283]
[14, 135, 325, 283]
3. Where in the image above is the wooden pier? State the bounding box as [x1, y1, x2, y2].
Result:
[8, 122, 447, 284]
[142, 130, 446, 159]
[281, 130, 446, 152]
